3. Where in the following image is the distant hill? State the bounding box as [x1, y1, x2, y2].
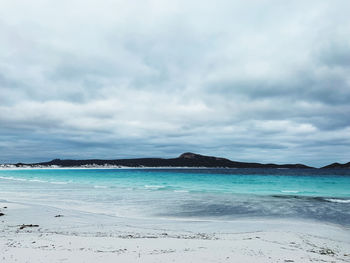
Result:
[16, 152, 314, 169]
[321, 162, 350, 169]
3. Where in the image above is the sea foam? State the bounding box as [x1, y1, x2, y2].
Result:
[325, 198, 350, 204]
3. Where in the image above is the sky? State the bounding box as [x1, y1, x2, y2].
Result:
[0, 0, 350, 167]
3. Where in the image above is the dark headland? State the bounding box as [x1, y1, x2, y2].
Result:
[7, 152, 322, 169]
[321, 162, 350, 169]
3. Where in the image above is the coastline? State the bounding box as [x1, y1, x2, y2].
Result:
[0, 152, 318, 169]
[1, 199, 349, 263]
[0, 166, 236, 170]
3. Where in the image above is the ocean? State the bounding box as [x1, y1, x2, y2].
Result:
[1, 168, 350, 228]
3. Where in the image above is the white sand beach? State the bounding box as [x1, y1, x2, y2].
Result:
[1, 200, 349, 263]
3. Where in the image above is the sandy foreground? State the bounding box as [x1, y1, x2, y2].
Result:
[0, 200, 349, 263]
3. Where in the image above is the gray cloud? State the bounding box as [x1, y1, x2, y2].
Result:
[0, 0, 350, 167]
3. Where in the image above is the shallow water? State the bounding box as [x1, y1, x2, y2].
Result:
[0, 168, 349, 226]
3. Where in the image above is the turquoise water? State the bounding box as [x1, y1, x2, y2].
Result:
[1, 168, 350, 226]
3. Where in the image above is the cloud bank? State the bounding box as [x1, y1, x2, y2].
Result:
[1, 0, 350, 166]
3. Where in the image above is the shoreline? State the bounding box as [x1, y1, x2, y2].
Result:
[0, 167, 340, 171]
[1, 166, 349, 171]
[0, 166, 237, 170]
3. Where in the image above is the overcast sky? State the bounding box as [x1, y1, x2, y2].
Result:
[1, 0, 349, 167]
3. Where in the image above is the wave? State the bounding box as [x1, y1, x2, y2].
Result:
[272, 194, 350, 204]
[144, 185, 167, 190]
[50, 181, 68, 185]
[281, 190, 299, 193]
[0, 176, 27, 182]
[174, 190, 189, 193]
[29, 179, 47, 183]
[324, 198, 350, 204]
[94, 185, 108, 189]
[0, 176, 51, 184]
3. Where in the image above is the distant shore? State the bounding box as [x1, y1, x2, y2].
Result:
[1, 152, 318, 169]
[2, 153, 349, 169]
[1, 166, 237, 170]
